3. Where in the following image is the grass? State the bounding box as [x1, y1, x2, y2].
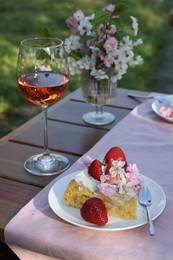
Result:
[0, 0, 170, 137]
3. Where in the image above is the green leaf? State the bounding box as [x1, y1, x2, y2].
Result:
[36, 49, 51, 61]
[40, 28, 51, 38]
[92, 11, 109, 27]
[113, 2, 129, 15]
[80, 35, 94, 43]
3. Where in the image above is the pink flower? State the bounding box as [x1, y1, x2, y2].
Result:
[126, 163, 139, 174]
[103, 4, 115, 14]
[66, 10, 84, 29]
[103, 54, 115, 68]
[98, 50, 105, 61]
[161, 107, 173, 117]
[97, 24, 104, 34]
[73, 10, 84, 22]
[97, 183, 116, 197]
[125, 163, 142, 193]
[66, 16, 78, 29]
[81, 155, 93, 166]
[106, 25, 117, 35]
[64, 2, 143, 81]
[103, 37, 117, 53]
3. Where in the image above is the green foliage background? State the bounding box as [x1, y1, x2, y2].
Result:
[0, 0, 171, 137]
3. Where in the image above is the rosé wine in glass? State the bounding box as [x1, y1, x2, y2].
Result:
[17, 38, 70, 176]
[18, 72, 69, 106]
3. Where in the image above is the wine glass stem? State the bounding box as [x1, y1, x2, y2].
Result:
[95, 105, 103, 119]
[42, 106, 49, 156]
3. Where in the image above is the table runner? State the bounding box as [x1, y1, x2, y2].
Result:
[5, 96, 173, 260]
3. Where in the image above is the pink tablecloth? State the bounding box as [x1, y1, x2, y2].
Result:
[5, 96, 173, 260]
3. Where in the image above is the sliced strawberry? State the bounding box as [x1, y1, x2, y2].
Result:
[80, 197, 108, 226]
[104, 147, 127, 166]
[105, 159, 113, 175]
[109, 173, 121, 184]
[88, 159, 104, 181]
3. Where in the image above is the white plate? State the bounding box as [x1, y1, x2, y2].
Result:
[152, 95, 173, 123]
[48, 171, 166, 231]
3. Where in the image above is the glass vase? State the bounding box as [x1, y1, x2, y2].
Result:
[81, 70, 117, 125]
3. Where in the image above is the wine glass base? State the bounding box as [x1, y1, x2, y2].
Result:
[83, 111, 115, 126]
[24, 152, 70, 176]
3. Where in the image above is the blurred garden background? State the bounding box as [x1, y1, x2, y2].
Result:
[0, 0, 173, 137]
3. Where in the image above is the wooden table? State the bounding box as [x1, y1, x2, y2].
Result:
[0, 87, 149, 240]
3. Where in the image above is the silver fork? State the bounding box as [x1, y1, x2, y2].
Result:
[138, 186, 155, 236]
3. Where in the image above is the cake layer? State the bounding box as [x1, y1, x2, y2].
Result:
[64, 180, 137, 220]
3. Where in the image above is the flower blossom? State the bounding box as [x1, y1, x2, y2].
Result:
[90, 69, 109, 81]
[76, 56, 94, 70]
[73, 10, 84, 22]
[103, 53, 116, 68]
[66, 9, 84, 29]
[109, 160, 126, 177]
[65, 16, 78, 29]
[103, 3, 115, 14]
[64, 35, 81, 53]
[104, 37, 117, 53]
[130, 16, 138, 36]
[126, 163, 139, 178]
[159, 102, 173, 117]
[97, 182, 116, 197]
[64, 3, 143, 82]
[67, 58, 81, 75]
[125, 163, 143, 193]
[78, 14, 95, 36]
[106, 25, 117, 35]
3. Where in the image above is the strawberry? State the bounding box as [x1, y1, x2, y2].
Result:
[105, 159, 114, 175]
[104, 147, 127, 166]
[80, 197, 108, 226]
[88, 159, 104, 181]
[109, 173, 121, 184]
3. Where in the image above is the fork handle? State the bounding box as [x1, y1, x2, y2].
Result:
[146, 206, 155, 236]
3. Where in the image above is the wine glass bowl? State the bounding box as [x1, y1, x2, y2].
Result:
[18, 71, 69, 106]
[17, 37, 70, 176]
[81, 70, 117, 125]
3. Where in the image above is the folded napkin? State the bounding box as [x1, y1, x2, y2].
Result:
[5, 96, 173, 260]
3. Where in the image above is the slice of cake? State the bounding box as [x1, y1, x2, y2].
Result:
[64, 147, 142, 221]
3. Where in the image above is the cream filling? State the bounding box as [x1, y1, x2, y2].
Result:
[74, 170, 136, 200]
[74, 170, 98, 192]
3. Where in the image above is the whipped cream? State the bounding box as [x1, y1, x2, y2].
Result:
[74, 170, 98, 192]
[74, 161, 142, 200]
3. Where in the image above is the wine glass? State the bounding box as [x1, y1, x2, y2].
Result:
[17, 37, 70, 176]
